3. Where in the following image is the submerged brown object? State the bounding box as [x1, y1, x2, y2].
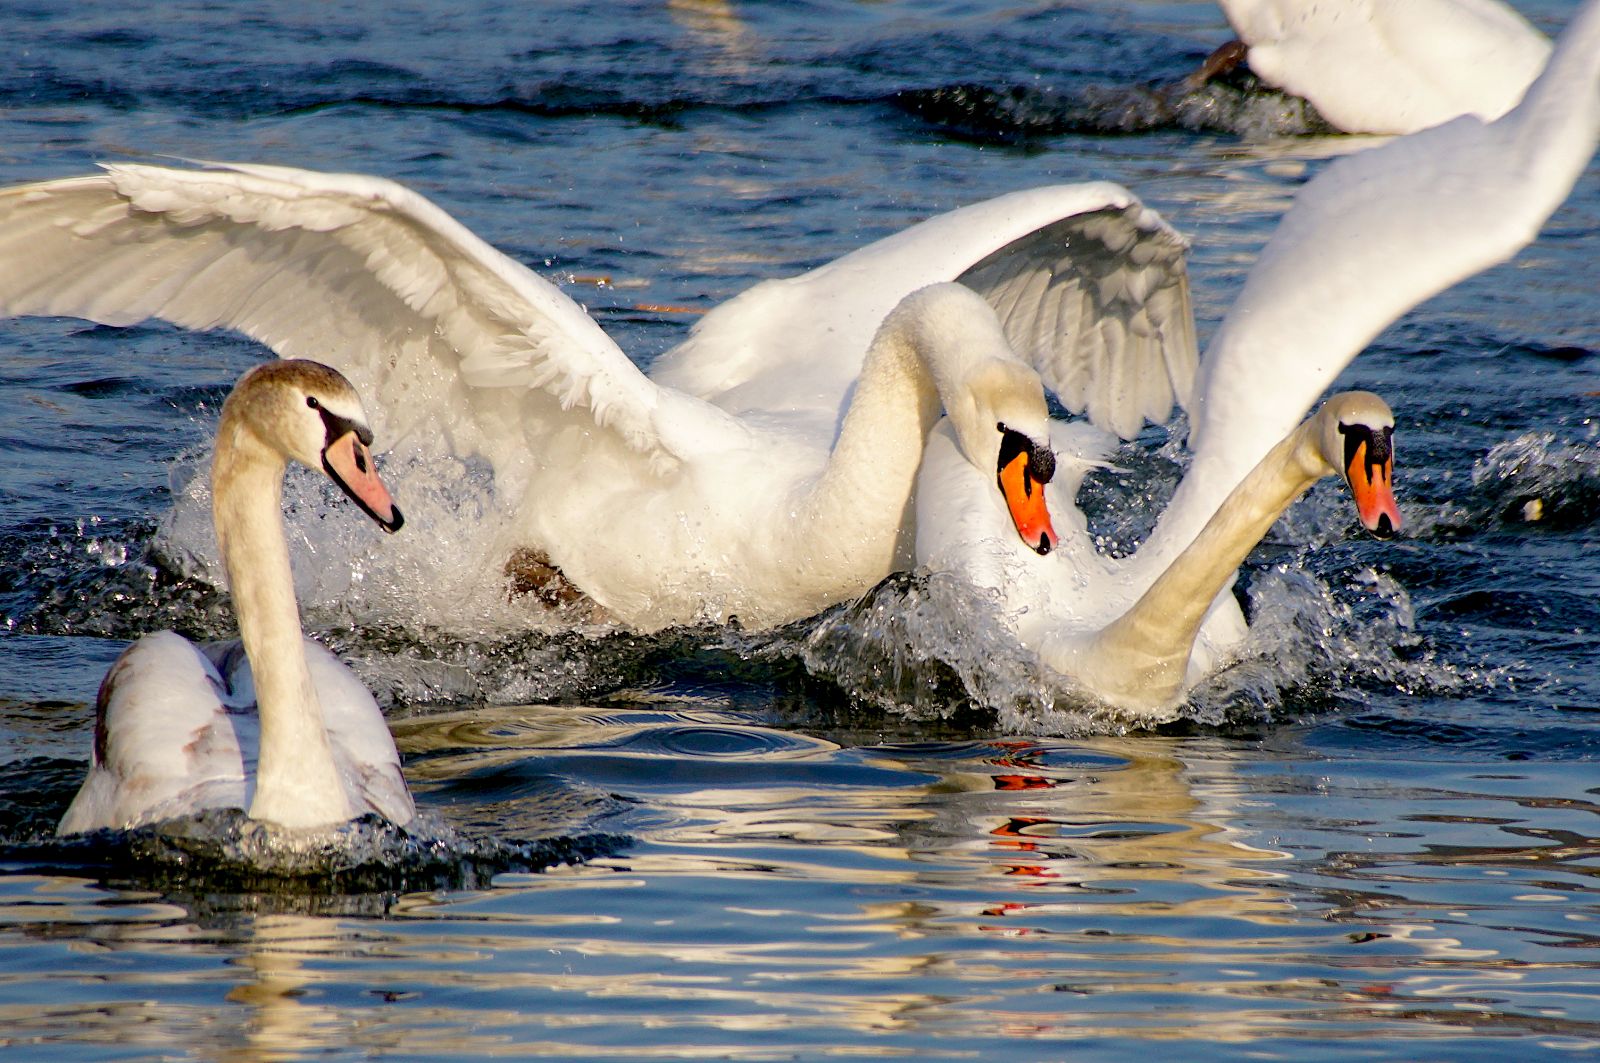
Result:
[505, 546, 591, 609]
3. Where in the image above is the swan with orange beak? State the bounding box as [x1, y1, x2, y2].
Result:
[917, 389, 1403, 716]
[1340, 415, 1401, 539]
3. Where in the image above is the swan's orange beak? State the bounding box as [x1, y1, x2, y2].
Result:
[1344, 434, 1400, 539]
[322, 430, 404, 533]
[998, 446, 1057, 556]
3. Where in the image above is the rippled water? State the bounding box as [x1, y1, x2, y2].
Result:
[2, 0, 1599, 1057]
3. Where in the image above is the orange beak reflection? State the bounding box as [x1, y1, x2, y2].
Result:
[1345, 439, 1401, 539]
[998, 448, 1057, 556]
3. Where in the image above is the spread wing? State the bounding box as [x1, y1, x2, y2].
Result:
[1155, 0, 1600, 556]
[957, 201, 1197, 441]
[650, 182, 1198, 444]
[0, 161, 701, 478]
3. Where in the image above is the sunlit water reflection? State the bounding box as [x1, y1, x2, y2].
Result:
[8, 705, 1600, 1056]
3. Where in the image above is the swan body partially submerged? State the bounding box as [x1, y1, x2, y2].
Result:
[58, 360, 413, 835]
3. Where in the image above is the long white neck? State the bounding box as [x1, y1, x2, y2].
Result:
[212, 417, 354, 829]
[798, 306, 945, 581]
[1076, 413, 1330, 710]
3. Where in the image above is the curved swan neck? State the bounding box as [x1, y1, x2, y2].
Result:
[801, 305, 944, 568]
[804, 283, 1044, 566]
[212, 415, 353, 828]
[1085, 414, 1329, 707]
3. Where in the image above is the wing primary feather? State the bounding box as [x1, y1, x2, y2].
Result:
[957, 203, 1197, 440]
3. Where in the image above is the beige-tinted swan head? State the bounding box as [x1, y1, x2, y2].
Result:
[223, 359, 404, 534]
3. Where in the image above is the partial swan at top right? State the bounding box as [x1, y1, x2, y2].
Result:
[1193, 0, 1552, 134]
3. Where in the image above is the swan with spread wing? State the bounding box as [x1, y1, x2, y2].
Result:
[917, 0, 1600, 715]
[0, 176, 1192, 631]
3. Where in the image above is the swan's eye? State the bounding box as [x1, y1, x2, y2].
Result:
[996, 426, 1055, 487]
[1338, 421, 1393, 474]
[306, 396, 320, 410]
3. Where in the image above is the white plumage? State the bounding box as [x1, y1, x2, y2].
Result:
[916, 0, 1600, 716]
[1215, 0, 1551, 134]
[0, 175, 1194, 631]
[59, 360, 414, 835]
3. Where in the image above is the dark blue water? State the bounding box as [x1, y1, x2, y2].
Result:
[2, 1, 1599, 1057]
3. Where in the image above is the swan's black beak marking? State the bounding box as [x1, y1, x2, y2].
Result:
[317, 404, 404, 534]
[1338, 421, 1401, 539]
[997, 423, 1058, 555]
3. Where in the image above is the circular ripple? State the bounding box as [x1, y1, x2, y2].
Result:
[608, 723, 833, 760]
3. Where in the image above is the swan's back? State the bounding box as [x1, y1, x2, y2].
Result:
[1223, 0, 1550, 134]
[58, 631, 413, 835]
[58, 632, 249, 834]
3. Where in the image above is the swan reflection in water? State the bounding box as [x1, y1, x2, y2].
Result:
[393, 704, 1305, 1011]
[2, 698, 1558, 1052]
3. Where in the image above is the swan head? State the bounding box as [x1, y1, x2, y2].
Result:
[1318, 391, 1400, 539]
[945, 358, 1059, 557]
[995, 416, 1058, 555]
[915, 286, 1061, 556]
[225, 359, 404, 533]
[886, 282, 1060, 554]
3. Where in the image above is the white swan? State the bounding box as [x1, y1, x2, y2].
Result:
[1198, 0, 1551, 134]
[58, 359, 414, 835]
[916, 0, 1600, 715]
[918, 391, 1399, 712]
[0, 176, 1194, 632]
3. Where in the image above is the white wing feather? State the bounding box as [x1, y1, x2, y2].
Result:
[1160, 0, 1600, 557]
[0, 168, 1196, 479]
[653, 181, 1197, 443]
[0, 162, 688, 470]
[1221, 0, 1551, 135]
[956, 202, 1196, 440]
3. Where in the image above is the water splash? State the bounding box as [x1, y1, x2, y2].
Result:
[1, 756, 626, 912]
[1206, 564, 1507, 709]
[329, 624, 714, 709]
[1468, 432, 1600, 530]
[2, 515, 236, 643]
[794, 572, 1056, 725]
[789, 556, 1485, 738]
[151, 443, 601, 641]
